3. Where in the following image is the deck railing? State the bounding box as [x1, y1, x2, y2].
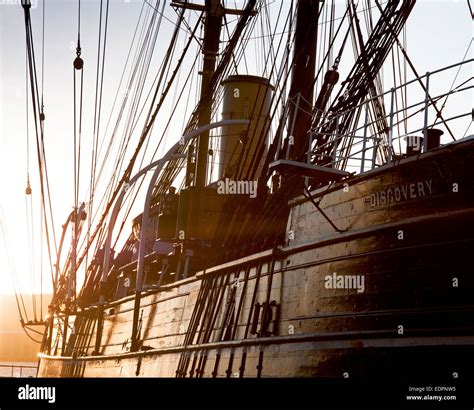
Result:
[307, 59, 473, 174]
[0, 363, 38, 378]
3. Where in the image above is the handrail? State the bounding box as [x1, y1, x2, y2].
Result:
[307, 59, 473, 173]
[315, 59, 473, 130]
[0, 364, 37, 378]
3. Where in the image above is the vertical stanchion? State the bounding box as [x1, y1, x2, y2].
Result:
[360, 101, 369, 173]
[372, 134, 378, 169]
[422, 72, 431, 153]
[305, 130, 313, 188]
[388, 88, 395, 164]
[332, 117, 340, 167]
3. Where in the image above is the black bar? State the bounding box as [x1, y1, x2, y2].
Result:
[1, 376, 473, 409]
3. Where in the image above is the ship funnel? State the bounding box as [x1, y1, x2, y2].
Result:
[219, 75, 273, 179]
[426, 128, 443, 151]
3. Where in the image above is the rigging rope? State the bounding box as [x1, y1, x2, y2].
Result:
[25, 31, 37, 323]
[41, 0, 45, 111]
[373, 0, 456, 142]
[75, 4, 188, 277]
[40, 0, 45, 322]
[109, 6, 199, 249]
[437, 37, 473, 119]
[22, 0, 57, 297]
[70, 0, 85, 305]
[80, 1, 148, 241]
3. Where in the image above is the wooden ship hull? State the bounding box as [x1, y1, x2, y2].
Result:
[37, 136, 474, 378]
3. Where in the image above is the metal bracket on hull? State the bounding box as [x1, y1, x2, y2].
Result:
[303, 186, 346, 233]
[269, 159, 350, 183]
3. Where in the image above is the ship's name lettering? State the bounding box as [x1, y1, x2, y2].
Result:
[370, 179, 433, 207]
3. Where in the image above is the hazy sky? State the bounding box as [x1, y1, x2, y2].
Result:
[0, 0, 472, 300]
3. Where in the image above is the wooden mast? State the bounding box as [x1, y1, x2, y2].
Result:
[172, 0, 254, 187]
[194, 0, 223, 188]
[286, 0, 320, 161]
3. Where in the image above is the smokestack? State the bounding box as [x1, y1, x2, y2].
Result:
[219, 75, 273, 180]
[426, 128, 443, 151]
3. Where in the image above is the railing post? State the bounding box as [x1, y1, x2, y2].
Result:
[332, 116, 340, 167]
[387, 88, 395, 164]
[372, 135, 379, 169]
[422, 72, 431, 152]
[305, 129, 314, 189]
[360, 101, 369, 173]
[61, 314, 68, 356]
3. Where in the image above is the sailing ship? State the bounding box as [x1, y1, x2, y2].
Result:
[15, 0, 473, 378]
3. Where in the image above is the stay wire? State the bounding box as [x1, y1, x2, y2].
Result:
[89, 0, 146, 204]
[23, 7, 58, 285]
[76, 7, 187, 270]
[103, 12, 201, 265]
[40, 0, 46, 322]
[87, 0, 104, 273]
[41, 0, 45, 109]
[25, 49, 30, 176]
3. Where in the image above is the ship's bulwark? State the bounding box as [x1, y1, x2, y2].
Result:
[38, 138, 474, 378]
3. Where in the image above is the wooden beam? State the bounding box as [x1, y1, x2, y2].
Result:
[171, 1, 256, 16]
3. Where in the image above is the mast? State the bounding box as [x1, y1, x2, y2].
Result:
[195, 0, 223, 188]
[286, 0, 320, 161]
[172, 0, 252, 187]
